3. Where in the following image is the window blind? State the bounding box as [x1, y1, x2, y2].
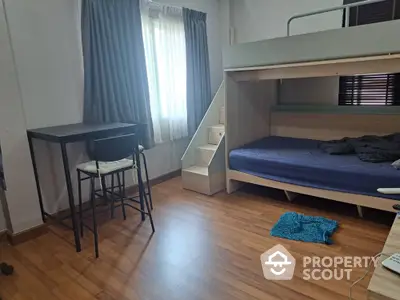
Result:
[339, 0, 400, 106]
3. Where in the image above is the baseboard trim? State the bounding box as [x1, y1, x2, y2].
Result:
[6, 224, 48, 245]
[2, 170, 180, 245]
[126, 169, 181, 195]
[54, 169, 181, 220]
[152, 169, 181, 186]
[0, 229, 7, 245]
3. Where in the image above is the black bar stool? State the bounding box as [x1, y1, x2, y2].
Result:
[76, 133, 155, 258]
[138, 145, 153, 210]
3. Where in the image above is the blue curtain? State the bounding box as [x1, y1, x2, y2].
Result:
[82, 0, 154, 148]
[183, 8, 212, 136]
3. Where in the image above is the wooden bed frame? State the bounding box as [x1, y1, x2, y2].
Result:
[224, 57, 400, 214]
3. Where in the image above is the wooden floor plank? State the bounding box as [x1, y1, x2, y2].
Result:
[0, 177, 392, 300]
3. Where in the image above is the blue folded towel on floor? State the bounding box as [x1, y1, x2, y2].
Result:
[270, 212, 338, 244]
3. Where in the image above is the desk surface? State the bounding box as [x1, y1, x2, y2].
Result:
[27, 123, 138, 143]
[368, 214, 400, 300]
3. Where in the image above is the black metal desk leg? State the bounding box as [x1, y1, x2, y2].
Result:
[27, 136, 46, 223]
[60, 142, 81, 252]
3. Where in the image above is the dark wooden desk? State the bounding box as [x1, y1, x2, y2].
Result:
[27, 122, 138, 252]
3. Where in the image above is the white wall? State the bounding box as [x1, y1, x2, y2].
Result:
[0, 1, 43, 233]
[2, 0, 86, 215]
[230, 0, 343, 44]
[1, 0, 222, 216]
[5, 0, 83, 130]
[226, 0, 344, 105]
[219, 0, 232, 49]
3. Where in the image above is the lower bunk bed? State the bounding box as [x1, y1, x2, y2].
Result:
[228, 136, 400, 213]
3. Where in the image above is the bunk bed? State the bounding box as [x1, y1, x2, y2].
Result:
[224, 1, 400, 213]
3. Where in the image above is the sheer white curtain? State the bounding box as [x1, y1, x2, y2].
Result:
[141, 2, 188, 144]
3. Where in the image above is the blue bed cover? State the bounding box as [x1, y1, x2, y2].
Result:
[229, 136, 400, 200]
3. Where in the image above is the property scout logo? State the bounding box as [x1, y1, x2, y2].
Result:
[260, 244, 379, 281]
[261, 245, 296, 280]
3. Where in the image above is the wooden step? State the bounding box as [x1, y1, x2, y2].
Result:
[182, 166, 211, 195]
[208, 124, 224, 145]
[182, 165, 225, 195]
[184, 165, 208, 176]
[219, 106, 225, 124]
[196, 144, 218, 167]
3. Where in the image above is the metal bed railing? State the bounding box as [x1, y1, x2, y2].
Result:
[287, 0, 389, 36]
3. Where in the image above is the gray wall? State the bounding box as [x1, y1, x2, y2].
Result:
[280, 77, 340, 105]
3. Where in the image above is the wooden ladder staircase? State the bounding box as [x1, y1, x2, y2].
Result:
[181, 83, 226, 195]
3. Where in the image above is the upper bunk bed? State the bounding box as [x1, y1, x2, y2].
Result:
[224, 0, 400, 81]
[223, 0, 400, 213]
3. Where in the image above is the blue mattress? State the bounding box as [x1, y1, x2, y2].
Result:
[229, 136, 400, 200]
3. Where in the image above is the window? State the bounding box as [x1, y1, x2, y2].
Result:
[141, 4, 188, 144]
[339, 0, 400, 106]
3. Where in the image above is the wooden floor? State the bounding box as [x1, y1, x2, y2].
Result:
[0, 177, 393, 300]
